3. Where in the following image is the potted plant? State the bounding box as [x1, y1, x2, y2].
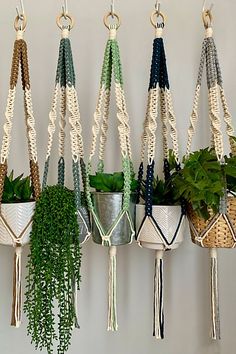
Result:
[172, 147, 236, 248]
[24, 13, 85, 353]
[0, 14, 41, 329]
[89, 172, 138, 246]
[24, 185, 81, 354]
[136, 151, 186, 251]
[0, 171, 35, 246]
[85, 9, 135, 332]
[179, 9, 236, 339]
[135, 7, 186, 340]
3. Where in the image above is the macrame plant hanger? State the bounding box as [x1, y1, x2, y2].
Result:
[42, 7, 90, 245]
[136, 4, 186, 339]
[85, 7, 134, 332]
[42, 6, 90, 326]
[0, 3, 41, 328]
[186, 3, 236, 340]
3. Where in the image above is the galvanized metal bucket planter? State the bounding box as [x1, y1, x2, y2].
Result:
[92, 192, 136, 246]
[136, 204, 186, 250]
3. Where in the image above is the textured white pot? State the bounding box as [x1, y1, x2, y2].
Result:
[0, 201, 35, 246]
[136, 204, 186, 250]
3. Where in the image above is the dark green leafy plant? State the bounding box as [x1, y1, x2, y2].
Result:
[141, 176, 178, 205]
[89, 172, 139, 192]
[2, 170, 32, 203]
[24, 185, 81, 354]
[172, 148, 236, 220]
[141, 150, 180, 206]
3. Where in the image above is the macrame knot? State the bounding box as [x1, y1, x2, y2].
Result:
[205, 27, 213, 38]
[16, 30, 24, 40]
[62, 28, 69, 39]
[109, 28, 117, 40]
[155, 28, 163, 38]
[102, 235, 111, 246]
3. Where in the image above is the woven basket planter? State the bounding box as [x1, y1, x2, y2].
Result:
[0, 201, 35, 246]
[136, 204, 185, 250]
[188, 197, 236, 248]
[92, 192, 136, 246]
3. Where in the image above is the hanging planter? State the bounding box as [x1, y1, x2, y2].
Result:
[0, 12, 41, 328]
[24, 10, 86, 354]
[135, 6, 186, 339]
[0, 172, 35, 247]
[85, 11, 136, 332]
[173, 7, 236, 340]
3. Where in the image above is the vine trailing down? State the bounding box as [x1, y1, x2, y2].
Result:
[24, 185, 81, 354]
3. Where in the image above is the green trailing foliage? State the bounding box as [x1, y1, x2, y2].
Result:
[172, 147, 236, 220]
[24, 185, 81, 354]
[141, 150, 180, 206]
[2, 170, 32, 203]
[89, 172, 139, 193]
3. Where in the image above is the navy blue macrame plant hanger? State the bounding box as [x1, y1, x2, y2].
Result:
[136, 20, 186, 339]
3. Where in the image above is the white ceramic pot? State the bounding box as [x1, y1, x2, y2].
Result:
[0, 201, 35, 246]
[136, 204, 186, 250]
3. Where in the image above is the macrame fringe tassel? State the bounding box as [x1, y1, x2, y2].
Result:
[210, 248, 220, 340]
[11, 246, 22, 328]
[153, 250, 164, 339]
[107, 246, 118, 331]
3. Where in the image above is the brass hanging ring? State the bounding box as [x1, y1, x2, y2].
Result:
[14, 14, 27, 31]
[56, 13, 75, 30]
[150, 10, 166, 28]
[103, 12, 121, 29]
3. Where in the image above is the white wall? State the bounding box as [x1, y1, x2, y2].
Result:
[0, 1, 235, 353]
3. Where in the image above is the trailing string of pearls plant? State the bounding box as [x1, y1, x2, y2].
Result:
[0, 1, 234, 354]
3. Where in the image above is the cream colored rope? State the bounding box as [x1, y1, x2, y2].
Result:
[160, 89, 169, 160]
[99, 89, 111, 162]
[186, 85, 201, 157]
[59, 86, 66, 158]
[46, 85, 59, 160]
[208, 85, 224, 160]
[0, 88, 16, 164]
[24, 88, 38, 164]
[115, 83, 131, 158]
[166, 89, 180, 163]
[67, 86, 80, 163]
[147, 88, 158, 163]
[140, 93, 152, 163]
[219, 87, 236, 155]
[89, 85, 105, 161]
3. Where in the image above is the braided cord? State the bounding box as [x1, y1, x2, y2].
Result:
[86, 32, 133, 221]
[0, 37, 41, 201]
[43, 32, 85, 208]
[187, 31, 235, 160]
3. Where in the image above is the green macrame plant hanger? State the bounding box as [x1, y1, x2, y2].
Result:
[85, 12, 135, 331]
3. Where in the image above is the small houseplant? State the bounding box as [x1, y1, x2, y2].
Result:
[135, 10, 186, 340]
[180, 12, 236, 340]
[173, 147, 236, 247]
[89, 172, 138, 246]
[136, 151, 186, 251]
[24, 185, 81, 354]
[0, 19, 41, 329]
[25, 16, 85, 353]
[0, 170, 34, 246]
[85, 11, 136, 332]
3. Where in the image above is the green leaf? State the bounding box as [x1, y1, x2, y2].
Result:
[2, 172, 32, 202]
